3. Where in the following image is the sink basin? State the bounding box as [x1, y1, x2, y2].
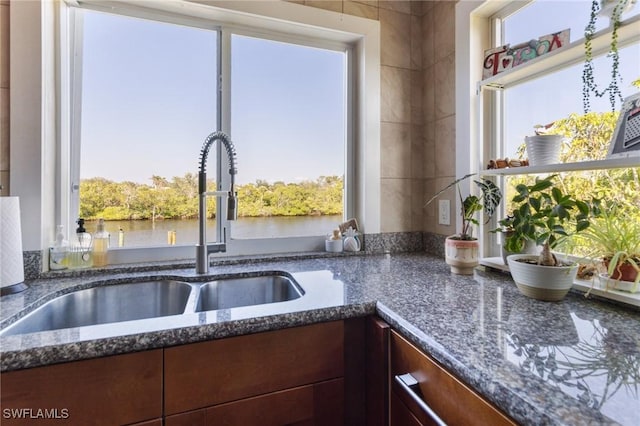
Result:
[195, 274, 303, 312]
[0, 280, 192, 337]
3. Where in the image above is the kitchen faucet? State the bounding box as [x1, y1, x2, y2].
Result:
[196, 131, 238, 274]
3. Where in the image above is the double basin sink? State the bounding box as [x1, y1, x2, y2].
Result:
[0, 273, 304, 337]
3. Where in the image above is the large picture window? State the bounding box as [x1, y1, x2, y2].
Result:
[68, 3, 351, 254]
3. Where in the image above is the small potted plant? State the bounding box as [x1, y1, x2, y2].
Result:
[578, 206, 640, 292]
[504, 174, 598, 301]
[493, 214, 538, 265]
[425, 174, 502, 275]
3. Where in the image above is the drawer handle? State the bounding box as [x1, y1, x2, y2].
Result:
[395, 373, 447, 426]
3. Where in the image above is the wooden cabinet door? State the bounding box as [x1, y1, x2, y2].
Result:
[390, 331, 515, 426]
[164, 321, 345, 415]
[165, 379, 344, 426]
[366, 316, 390, 426]
[390, 392, 424, 426]
[0, 350, 163, 426]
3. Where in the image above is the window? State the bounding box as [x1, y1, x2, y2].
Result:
[60, 0, 374, 262]
[457, 1, 640, 304]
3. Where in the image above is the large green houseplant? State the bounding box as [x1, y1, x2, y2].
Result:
[425, 174, 502, 274]
[503, 175, 599, 301]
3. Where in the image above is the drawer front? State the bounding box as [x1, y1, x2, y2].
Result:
[165, 321, 345, 415]
[165, 378, 344, 426]
[390, 331, 515, 426]
[0, 350, 163, 426]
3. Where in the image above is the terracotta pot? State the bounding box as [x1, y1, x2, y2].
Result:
[604, 259, 639, 283]
[445, 236, 479, 275]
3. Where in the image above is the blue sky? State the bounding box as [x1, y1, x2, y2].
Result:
[80, 10, 345, 185]
[80, 2, 639, 183]
[503, 0, 640, 156]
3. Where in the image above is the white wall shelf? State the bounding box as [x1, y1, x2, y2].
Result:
[477, 14, 640, 92]
[480, 155, 640, 176]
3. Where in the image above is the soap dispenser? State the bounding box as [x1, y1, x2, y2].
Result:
[49, 225, 69, 270]
[93, 218, 110, 267]
[72, 218, 93, 268]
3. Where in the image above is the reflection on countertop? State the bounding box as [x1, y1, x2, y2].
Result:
[1, 252, 639, 426]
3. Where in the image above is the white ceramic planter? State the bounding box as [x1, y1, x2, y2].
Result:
[445, 237, 479, 275]
[507, 254, 578, 301]
[524, 135, 564, 166]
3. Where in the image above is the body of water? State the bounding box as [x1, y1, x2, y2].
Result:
[84, 215, 342, 248]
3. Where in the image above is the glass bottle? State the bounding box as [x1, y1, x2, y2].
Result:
[93, 218, 110, 267]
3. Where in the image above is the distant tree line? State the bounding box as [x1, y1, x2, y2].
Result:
[80, 175, 343, 221]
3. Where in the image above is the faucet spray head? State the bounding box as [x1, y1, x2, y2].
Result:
[227, 192, 238, 221]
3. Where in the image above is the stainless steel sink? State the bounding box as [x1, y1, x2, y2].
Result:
[0, 280, 192, 337]
[195, 274, 303, 312]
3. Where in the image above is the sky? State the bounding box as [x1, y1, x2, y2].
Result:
[502, 0, 640, 157]
[80, 10, 345, 185]
[79, 1, 639, 184]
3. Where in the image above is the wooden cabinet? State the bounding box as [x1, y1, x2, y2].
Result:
[165, 320, 357, 425]
[0, 349, 163, 426]
[390, 331, 515, 426]
[165, 378, 343, 426]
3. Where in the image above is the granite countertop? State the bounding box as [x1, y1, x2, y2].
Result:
[1, 253, 639, 425]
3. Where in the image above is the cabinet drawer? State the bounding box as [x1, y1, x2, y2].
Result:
[165, 378, 344, 426]
[165, 321, 345, 415]
[390, 331, 515, 426]
[0, 349, 163, 426]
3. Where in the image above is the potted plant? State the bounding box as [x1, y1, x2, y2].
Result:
[582, 0, 637, 112]
[424, 173, 502, 275]
[493, 214, 538, 265]
[578, 206, 640, 292]
[504, 174, 598, 301]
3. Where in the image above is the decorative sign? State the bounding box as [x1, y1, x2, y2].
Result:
[608, 92, 640, 158]
[482, 29, 570, 79]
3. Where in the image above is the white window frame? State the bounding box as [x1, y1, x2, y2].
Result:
[50, 0, 381, 264]
[457, 0, 640, 305]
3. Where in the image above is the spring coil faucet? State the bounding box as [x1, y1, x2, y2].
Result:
[196, 131, 238, 274]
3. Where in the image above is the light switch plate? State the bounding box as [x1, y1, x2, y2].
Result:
[438, 200, 450, 226]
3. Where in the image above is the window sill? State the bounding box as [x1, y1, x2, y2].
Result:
[480, 256, 640, 308]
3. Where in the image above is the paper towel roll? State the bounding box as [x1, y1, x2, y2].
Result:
[1, 197, 25, 288]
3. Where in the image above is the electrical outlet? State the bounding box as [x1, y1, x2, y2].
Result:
[438, 200, 450, 226]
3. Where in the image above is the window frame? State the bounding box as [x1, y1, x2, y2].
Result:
[457, 0, 640, 259]
[56, 0, 380, 264]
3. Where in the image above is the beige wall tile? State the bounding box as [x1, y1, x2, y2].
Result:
[379, 1, 411, 14]
[380, 8, 411, 68]
[424, 176, 456, 235]
[305, 0, 343, 12]
[380, 177, 412, 232]
[432, 0, 455, 63]
[422, 64, 434, 124]
[352, 0, 378, 6]
[423, 123, 435, 178]
[411, 69, 423, 125]
[411, 178, 425, 231]
[410, 124, 425, 178]
[421, 10, 434, 68]
[0, 170, 8, 195]
[0, 4, 8, 89]
[284, 0, 305, 4]
[411, 0, 425, 16]
[381, 65, 411, 124]
[434, 115, 455, 179]
[0, 87, 8, 171]
[434, 53, 454, 119]
[410, 14, 422, 70]
[381, 122, 411, 178]
[344, 1, 379, 19]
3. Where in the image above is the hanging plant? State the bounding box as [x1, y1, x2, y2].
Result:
[582, 0, 634, 113]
